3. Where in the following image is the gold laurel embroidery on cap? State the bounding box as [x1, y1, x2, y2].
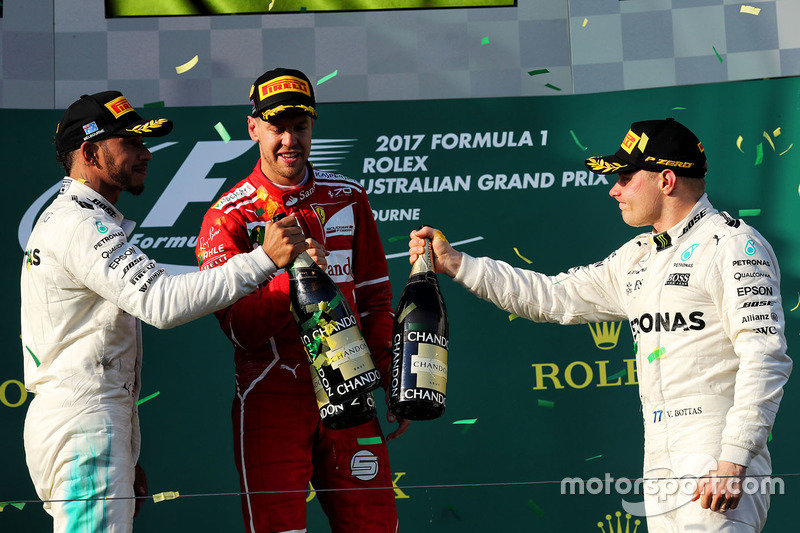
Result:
[125, 119, 168, 134]
[262, 104, 317, 120]
[586, 157, 625, 174]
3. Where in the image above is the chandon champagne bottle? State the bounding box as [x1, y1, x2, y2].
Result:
[388, 238, 449, 420]
[281, 215, 381, 404]
[312, 364, 377, 429]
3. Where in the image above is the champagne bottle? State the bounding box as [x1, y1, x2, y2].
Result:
[280, 215, 381, 404]
[312, 364, 377, 430]
[388, 238, 449, 420]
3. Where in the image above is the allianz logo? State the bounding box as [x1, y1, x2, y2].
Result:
[20, 139, 353, 273]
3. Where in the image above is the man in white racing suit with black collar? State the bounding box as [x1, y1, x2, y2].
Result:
[408, 118, 791, 532]
[20, 91, 312, 533]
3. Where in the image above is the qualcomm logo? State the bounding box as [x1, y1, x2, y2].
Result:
[19, 138, 355, 273]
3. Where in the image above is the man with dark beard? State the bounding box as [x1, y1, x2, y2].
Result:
[20, 91, 311, 533]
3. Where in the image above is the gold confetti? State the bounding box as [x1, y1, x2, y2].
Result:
[740, 5, 761, 15]
[153, 491, 180, 503]
[763, 131, 776, 151]
[513, 247, 533, 264]
[175, 55, 199, 74]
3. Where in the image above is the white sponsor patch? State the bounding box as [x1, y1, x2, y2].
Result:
[324, 204, 355, 237]
[212, 182, 256, 210]
[326, 250, 353, 284]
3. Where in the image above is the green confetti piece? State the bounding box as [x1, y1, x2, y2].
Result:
[357, 437, 383, 445]
[452, 418, 477, 425]
[0, 502, 26, 512]
[255, 207, 265, 217]
[713, 46, 723, 63]
[143, 101, 165, 108]
[481, 37, 490, 45]
[317, 70, 339, 85]
[672, 106, 687, 110]
[648, 346, 666, 363]
[768, 432, 773, 442]
[328, 293, 343, 311]
[545, 83, 561, 91]
[526, 499, 544, 515]
[584, 454, 604, 461]
[537, 399, 554, 408]
[527, 68, 549, 76]
[388, 235, 407, 242]
[738, 209, 761, 217]
[136, 391, 161, 406]
[607, 369, 626, 381]
[25, 345, 40, 367]
[569, 130, 588, 151]
[447, 505, 463, 519]
[508, 314, 519, 321]
[300, 6, 307, 12]
[754, 142, 764, 166]
[214, 122, 231, 143]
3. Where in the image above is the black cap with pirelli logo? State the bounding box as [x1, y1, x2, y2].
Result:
[249, 68, 317, 122]
[585, 118, 707, 178]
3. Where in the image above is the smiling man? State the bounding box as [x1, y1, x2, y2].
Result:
[20, 91, 309, 533]
[195, 68, 407, 533]
[409, 118, 791, 532]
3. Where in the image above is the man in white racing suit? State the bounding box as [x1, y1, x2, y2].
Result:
[20, 91, 310, 533]
[408, 118, 791, 532]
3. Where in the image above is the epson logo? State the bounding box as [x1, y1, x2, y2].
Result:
[737, 286, 774, 297]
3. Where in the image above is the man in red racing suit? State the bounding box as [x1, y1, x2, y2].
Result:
[195, 68, 406, 533]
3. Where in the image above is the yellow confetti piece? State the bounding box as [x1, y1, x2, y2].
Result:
[740, 5, 761, 15]
[736, 136, 744, 153]
[397, 302, 417, 322]
[582, 18, 587, 27]
[513, 247, 532, 264]
[763, 131, 776, 151]
[268, 0, 276, 10]
[773, 127, 781, 137]
[175, 55, 199, 74]
[508, 314, 519, 321]
[153, 491, 180, 503]
[435, 230, 448, 243]
[789, 293, 800, 312]
[780, 144, 793, 156]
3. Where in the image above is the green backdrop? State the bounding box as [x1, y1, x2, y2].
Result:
[2, 76, 799, 531]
